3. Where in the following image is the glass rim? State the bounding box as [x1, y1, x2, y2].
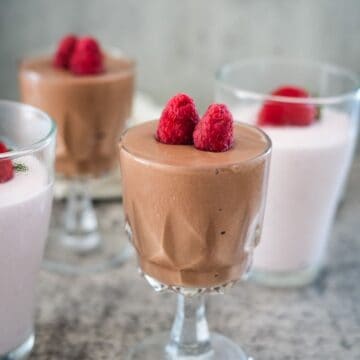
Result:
[105, 46, 136, 67]
[120, 120, 272, 169]
[0, 100, 56, 160]
[216, 57, 360, 105]
[19, 45, 136, 80]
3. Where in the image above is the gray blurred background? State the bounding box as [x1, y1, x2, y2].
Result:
[0, 0, 359, 110]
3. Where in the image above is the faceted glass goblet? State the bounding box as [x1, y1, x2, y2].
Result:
[119, 120, 272, 359]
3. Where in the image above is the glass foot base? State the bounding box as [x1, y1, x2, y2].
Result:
[0, 334, 34, 360]
[127, 333, 248, 360]
[250, 263, 321, 288]
[43, 230, 134, 275]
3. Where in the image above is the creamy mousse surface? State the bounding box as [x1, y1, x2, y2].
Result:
[19, 54, 135, 177]
[0, 156, 52, 354]
[233, 105, 356, 272]
[119, 121, 270, 288]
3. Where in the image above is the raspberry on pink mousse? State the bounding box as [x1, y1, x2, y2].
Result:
[257, 85, 316, 127]
[0, 142, 14, 183]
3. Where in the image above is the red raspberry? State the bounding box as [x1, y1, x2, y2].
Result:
[193, 104, 234, 152]
[69, 36, 104, 75]
[0, 142, 14, 183]
[272, 86, 309, 98]
[156, 93, 200, 145]
[257, 85, 316, 127]
[53, 34, 77, 69]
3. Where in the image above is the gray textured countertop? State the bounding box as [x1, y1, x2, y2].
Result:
[30, 161, 360, 360]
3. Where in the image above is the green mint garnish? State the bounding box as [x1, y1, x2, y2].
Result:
[13, 163, 28, 173]
[310, 92, 321, 121]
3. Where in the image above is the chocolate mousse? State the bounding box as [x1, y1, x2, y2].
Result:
[119, 120, 271, 288]
[19, 38, 135, 177]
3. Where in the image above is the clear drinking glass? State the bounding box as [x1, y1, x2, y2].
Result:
[18, 48, 135, 274]
[119, 121, 272, 359]
[215, 58, 360, 287]
[0, 100, 56, 359]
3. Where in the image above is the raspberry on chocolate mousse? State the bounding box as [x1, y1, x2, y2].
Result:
[69, 37, 104, 75]
[194, 103, 234, 152]
[156, 93, 200, 145]
[53, 34, 77, 69]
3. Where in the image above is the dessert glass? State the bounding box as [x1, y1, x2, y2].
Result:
[215, 58, 360, 287]
[118, 121, 272, 359]
[0, 100, 56, 359]
[18, 48, 135, 274]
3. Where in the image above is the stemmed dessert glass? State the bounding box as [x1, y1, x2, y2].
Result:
[0, 101, 56, 359]
[215, 58, 360, 287]
[118, 121, 272, 359]
[18, 48, 135, 274]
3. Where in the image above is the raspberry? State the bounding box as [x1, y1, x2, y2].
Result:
[257, 85, 316, 127]
[53, 34, 77, 69]
[272, 86, 311, 98]
[193, 104, 234, 152]
[156, 93, 200, 145]
[0, 142, 14, 183]
[69, 37, 104, 75]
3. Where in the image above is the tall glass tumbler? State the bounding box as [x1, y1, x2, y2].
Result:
[215, 59, 360, 287]
[0, 101, 56, 359]
[18, 48, 135, 274]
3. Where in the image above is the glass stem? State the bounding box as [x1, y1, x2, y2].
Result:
[166, 294, 214, 359]
[62, 178, 101, 252]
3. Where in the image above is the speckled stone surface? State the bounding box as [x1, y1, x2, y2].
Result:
[30, 161, 360, 360]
